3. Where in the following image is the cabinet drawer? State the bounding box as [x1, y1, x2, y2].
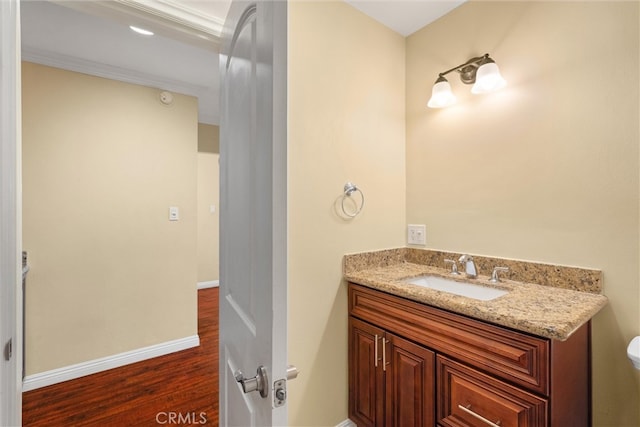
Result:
[349, 283, 550, 394]
[438, 356, 547, 427]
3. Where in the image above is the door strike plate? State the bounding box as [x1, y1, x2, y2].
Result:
[274, 379, 286, 407]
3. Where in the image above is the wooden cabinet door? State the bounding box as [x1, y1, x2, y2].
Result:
[349, 317, 386, 427]
[385, 334, 436, 427]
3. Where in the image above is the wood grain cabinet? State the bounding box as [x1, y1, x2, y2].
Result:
[438, 356, 547, 427]
[348, 283, 591, 427]
[349, 316, 435, 427]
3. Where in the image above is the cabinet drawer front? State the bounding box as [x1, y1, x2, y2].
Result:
[438, 356, 547, 427]
[349, 283, 549, 394]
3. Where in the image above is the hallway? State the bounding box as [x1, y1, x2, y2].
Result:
[22, 287, 219, 426]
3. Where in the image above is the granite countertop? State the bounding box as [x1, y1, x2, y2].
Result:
[344, 248, 608, 341]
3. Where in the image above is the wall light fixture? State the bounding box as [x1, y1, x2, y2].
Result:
[427, 53, 506, 108]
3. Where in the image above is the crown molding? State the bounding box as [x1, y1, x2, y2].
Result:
[116, 0, 225, 36]
[21, 46, 220, 125]
[50, 0, 223, 51]
[22, 46, 209, 97]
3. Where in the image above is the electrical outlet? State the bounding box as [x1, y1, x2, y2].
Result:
[407, 224, 426, 245]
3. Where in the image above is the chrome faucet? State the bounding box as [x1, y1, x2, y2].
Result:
[458, 254, 477, 279]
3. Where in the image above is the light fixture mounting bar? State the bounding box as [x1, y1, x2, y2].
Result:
[427, 52, 506, 108]
[437, 53, 490, 84]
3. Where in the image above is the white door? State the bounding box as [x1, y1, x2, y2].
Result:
[219, 1, 288, 426]
[0, 0, 21, 426]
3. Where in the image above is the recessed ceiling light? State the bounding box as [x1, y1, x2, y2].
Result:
[129, 25, 154, 36]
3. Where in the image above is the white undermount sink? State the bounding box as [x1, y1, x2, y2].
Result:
[404, 275, 508, 301]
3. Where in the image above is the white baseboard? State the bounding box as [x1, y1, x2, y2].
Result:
[336, 420, 356, 427]
[22, 334, 200, 392]
[197, 280, 219, 289]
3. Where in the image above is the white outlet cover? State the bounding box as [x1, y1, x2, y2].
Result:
[408, 224, 426, 245]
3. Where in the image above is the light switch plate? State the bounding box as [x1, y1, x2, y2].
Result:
[169, 206, 179, 221]
[407, 224, 426, 245]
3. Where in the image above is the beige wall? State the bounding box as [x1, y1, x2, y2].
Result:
[197, 123, 219, 283]
[22, 62, 198, 374]
[406, 2, 639, 426]
[288, 2, 406, 425]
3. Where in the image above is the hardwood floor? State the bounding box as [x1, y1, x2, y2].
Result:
[22, 287, 219, 426]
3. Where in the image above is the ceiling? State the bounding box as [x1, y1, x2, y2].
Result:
[21, 0, 223, 124]
[21, 0, 464, 125]
[345, 1, 465, 36]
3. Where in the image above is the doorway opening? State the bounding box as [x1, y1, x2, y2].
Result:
[20, 2, 222, 424]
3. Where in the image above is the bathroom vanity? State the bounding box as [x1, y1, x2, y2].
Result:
[344, 248, 607, 427]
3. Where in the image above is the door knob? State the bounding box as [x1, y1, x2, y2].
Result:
[234, 366, 269, 398]
[286, 365, 299, 380]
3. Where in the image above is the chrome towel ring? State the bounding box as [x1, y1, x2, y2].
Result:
[342, 182, 365, 218]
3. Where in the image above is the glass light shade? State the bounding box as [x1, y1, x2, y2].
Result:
[471, 62, 506, 94]
[427, 80, 457, 108]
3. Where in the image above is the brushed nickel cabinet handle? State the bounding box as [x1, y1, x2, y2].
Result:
[458, 404, 501, 427]
[374, 334, 379, 367]
[382, 337, 387, 372]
